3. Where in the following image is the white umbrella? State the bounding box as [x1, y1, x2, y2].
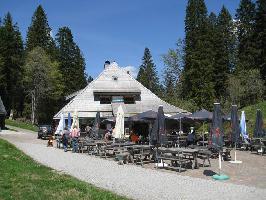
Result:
[55, 113, 65, 135]
[113, 105, 124, 139]
[240, 111, 248, 140]
[71, 110, 79, 131]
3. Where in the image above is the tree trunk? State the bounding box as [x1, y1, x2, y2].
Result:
[31, 91, 36, 124]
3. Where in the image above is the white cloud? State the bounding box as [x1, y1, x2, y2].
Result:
[123, 65, 139, 78]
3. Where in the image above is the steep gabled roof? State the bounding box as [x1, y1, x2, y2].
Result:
[0, 96, 7, 116]
[54, 62, 189, 119]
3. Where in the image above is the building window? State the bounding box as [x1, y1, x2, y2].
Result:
[124, 96, 135, 104]
[112, 96, 124, 103]
[100, 96, 111, 104]
[112, 75, 118, 81]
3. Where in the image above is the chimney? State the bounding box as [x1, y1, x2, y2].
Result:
[104, 60, 110, 69]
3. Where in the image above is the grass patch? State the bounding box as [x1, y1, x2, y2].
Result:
[6, 127, 18, 132]
[5, 119, 38, 132]
[242, 101, 266, 136]
[0, 139, 128, 200]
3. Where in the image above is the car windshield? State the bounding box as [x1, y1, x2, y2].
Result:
[39, 125, 51, 131]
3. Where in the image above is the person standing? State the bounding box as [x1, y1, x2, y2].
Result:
[62, 127, 70, 152]
[70, 125, 80, 153]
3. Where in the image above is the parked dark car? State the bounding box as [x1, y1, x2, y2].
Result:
[38, 125, 53, 139]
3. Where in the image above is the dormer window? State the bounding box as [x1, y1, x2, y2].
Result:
[112, 76, 118, 81]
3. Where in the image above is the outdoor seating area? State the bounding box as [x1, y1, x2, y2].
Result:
[53, 103, 265, 179]
[55, 134, 217, 171]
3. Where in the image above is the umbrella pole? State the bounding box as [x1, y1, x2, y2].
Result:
[179, 117, 181, 132]
[219, 152, 221, 175]
[229, 142, 242, 164]
[202, 122, 205, 146]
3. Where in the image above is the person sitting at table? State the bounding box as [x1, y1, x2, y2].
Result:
[129, 131, 139, 143]
[104, 129, 112, 142]
[187, 128, 196, 146]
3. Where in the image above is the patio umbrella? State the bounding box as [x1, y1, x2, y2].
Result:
[231, 105, 240, 144]
[91, 112, 101, 139]
[254, 109, 264, 138]
[150, 106, 166, 146]
[210, 103, 224, 151]
[211, 103, 229, 180]
[229, 105, 242, 164]
[113, 105, 124, 139]
[67, 112, 71, 130]
[188, 109, 213, 121]
[55, 113, 65, 135]
[71, 110, 79, 131]
[171, 113, 191, 133]
[151, 106, 167, 167]
[128, 110, 158, 121]
[240, 111, 248, 140]
[188, 109, 213, 145]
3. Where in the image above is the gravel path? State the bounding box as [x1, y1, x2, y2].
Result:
[1, 129, 266, 200]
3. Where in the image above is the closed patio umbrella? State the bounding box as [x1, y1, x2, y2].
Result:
[67, 113, 71, 130]
[231, 105, 240, 144]
[71, 110, 79, 131]
[113, 105, 124, 139]
[211, 103, 229, 180]
[55, 113, 65, 135]
[229, 105, 242, 164]
[254, 109, 264, 138]
[240, 111, 248, 140]
[91, 112, 101, 139]
[152, 106, 167, 167]
[210, 103, 224, 150]
[150, 106, 166, 146]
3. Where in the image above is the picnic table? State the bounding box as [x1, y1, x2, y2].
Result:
[251, 138, 266, 155]
[126, 145, 154, 166]
[158, 147, 199, 169]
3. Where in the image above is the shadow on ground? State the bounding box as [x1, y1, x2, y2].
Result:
[203, 170, 216, 176]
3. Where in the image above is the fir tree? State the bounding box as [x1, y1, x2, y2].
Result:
[183, 0, 215, 109]
[137, 48, 160, 95]
[213, 6, 235, 99]
[254, 0, 266, 83]
[26, 5, 56, 57]
[87, 76, 93, 84]
[235, 0, 257, 72]
[0, 12, 24, 115]
[56, 27, 87, 95]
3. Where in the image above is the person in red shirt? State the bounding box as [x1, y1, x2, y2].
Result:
[129, 131, 139, 143]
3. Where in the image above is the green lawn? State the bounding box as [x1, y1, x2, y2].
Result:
[0, 139, 127, 200]
[5, 119, 38, 132]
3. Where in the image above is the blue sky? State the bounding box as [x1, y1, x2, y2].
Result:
[0, 0, 240, 79]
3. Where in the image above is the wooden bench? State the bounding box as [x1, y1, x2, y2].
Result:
[116, 152, 133, 165]
[198, 150, 211, 167]
[222, 148, 231, 161]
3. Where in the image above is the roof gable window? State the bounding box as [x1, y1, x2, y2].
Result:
[112, 75, 118, 81]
